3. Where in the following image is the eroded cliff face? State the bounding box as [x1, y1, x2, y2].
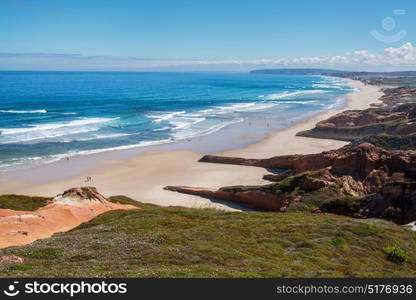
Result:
[313, 109, 406, 128]
[296, 87, 416, 149]
[0, 187, 137, 249]
[200, 143, 416, 179]
[166, 143, 416, 224]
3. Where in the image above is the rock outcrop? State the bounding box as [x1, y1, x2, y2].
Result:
[0, 187, 137, 249]
[296, 87, 416, 150]
[168, 144, 416, 224]
[167, 83, 416, 223]
[201, 143, 416, 180]
[0, 255, 23, 267]
[312, 109, 406, 129]
[379, 87, 416, 106]
[164, 186, 286, 211]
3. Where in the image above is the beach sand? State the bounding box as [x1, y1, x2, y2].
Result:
[0, 79, 383, 211]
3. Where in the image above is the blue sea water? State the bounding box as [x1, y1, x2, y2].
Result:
[0, 71, 354, 169]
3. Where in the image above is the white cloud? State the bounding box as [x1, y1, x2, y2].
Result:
[282, 42, 416, 69]
[384, 42, 416, 62]
[1, 42, 416, 71]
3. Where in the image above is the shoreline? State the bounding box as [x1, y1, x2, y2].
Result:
[224, 78, 382, 158]
[0, 79, 383, 211]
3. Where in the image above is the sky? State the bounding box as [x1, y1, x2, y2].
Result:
[1, 0, 416, 71]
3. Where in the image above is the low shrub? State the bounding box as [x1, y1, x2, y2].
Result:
[20, 248, 64, 260]
[384, 245, 408, 264]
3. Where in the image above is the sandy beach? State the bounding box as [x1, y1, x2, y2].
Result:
[0, 79, 383, 211]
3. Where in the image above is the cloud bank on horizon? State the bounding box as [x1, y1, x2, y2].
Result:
[1, 42, 415, 72]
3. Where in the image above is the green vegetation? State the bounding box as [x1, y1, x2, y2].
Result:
[20, 248, 65, 260]
[365, 77, 416, 87]
[363, 133, 416, 150]
[1, 200, 415, 277]
[108, 195, 144, 207]
[319, 195, 363, 215]
[331, 231, 346, 248]
[384, 245, 408, 264]
[0, 194, 51, 211]
[221, 169, 326, 195]
[287, 189, 339, 212]
[220, 170, 369, 215]
[299, 117, 408, 141]
[298, 115, 416, 150]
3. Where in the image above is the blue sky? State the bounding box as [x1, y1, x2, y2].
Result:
[1, 0, 416, 71]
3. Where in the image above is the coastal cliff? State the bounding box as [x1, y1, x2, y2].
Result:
[297, 87, 416, 150]
[166, 82, 416, 226]
[0, 187, 136, 249]
[2, 76, 416, 278]
[166, 143, 416, 224]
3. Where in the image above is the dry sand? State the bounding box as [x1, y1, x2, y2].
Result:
[0, 80, 383, 211]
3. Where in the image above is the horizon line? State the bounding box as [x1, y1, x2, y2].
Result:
[1, 68, 416, 73]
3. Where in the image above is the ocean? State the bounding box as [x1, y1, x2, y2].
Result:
[0, 71, 354, 170]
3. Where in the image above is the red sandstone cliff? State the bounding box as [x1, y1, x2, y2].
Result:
[0, 187, 137, 249]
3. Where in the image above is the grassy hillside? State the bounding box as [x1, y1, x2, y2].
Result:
[0, 194, 51, 211]
[1, 197, 415, 277]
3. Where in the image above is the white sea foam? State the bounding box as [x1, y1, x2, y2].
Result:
[240, 102, 281, 110]
[147, 111, 186, 123]
[259, 90, 329, 100]
[60, 112, 77, 115]
[93, 133, 132, 139]
[326, 96, 346, 110]
[148, 110, 207, 132]
[13, 118, 246, 167]
[190, 102, 278, 117]
[144, 102, 278, 143]
[171, 118, 244, 140]
[312, 83, 334, 89]
[213, 102, 277, 113]
[215, 102, 256, 111]
[0, 117, 120, 144]
[0, 109, 47, 114]
[0, 138, 171, 170]
[61, 133, 135, 143]
[0, 75, 356, 171]
[0, 155, 49, 170]
[276, 100, 319, 105]
[317, 76, 351, 87]
[0, 117, 119, 135]
[170, 117, 206, 130]
[0, 128, 100, 144]
[61, 139, 175, 157]
[152, 126, 171, 132]
[186, 103, 254, 116]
